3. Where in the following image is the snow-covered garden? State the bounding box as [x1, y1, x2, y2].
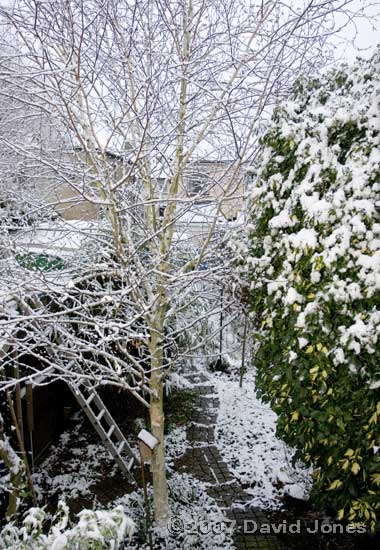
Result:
[0, 1, 380, 549]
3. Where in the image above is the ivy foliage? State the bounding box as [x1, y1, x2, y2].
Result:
[239, 49, 380, 529]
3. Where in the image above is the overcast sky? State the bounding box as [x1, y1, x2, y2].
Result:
[330, 0, 380, 62]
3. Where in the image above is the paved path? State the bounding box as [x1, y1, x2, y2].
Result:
[175, 372, 282, 550]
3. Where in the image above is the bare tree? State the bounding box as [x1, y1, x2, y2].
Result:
[0, 0, 378, 527]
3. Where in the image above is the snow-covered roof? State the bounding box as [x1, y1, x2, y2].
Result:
[137, 429, 159, 450]
[13, 221, 99, 258]
[176, 203, 227, 225]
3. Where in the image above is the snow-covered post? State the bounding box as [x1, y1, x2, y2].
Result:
[219, 286, 224, 365]
[0, 414, 25, 518]
[5, 392, 37, 507]
[137, 429, 158, 550]
[239, 311, 249, 388]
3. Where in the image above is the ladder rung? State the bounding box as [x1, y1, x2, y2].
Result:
[107, 426, 115, 438]
[86, 392, 96, 406]
[97, 410, 105, 421]
[69, 383, 138, 480]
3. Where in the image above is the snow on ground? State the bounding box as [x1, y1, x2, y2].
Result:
[114, 472, 235, 550]
[165, 425, 188, 469]
[32, 412, 117, 501]
[213, 369, 312, 509]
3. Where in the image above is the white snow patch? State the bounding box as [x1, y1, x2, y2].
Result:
[213, 371, 311, 510]
[269, 210, 294, 229]
[137, 429, 159, 450]
[114, 472, 235, 549]
[288, 228, 318, 250]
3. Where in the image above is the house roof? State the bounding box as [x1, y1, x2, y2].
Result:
[13, 221, 99, 258]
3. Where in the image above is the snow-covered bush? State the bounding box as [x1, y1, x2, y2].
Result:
[0, 500, 135, 550]
[238, 49, 380, 529]
[115, 472, 234, 549]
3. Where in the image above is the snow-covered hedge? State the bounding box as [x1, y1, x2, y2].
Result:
[238, 49, 380, 529]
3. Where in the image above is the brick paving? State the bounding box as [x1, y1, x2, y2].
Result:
[174, 372, 282, 550]
[64, 371, 282, 548]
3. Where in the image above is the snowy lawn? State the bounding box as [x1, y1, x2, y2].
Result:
[213, 369, 312, 509]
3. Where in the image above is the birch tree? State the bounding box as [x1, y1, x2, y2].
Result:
[0, 0, 378, 528]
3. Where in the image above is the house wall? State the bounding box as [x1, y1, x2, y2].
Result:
[41, 150, 126, 221]
[182, 160, 245, 220]
[53, 183, 99, 221]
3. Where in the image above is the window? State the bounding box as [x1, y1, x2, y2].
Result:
[186, 171, 208, 196]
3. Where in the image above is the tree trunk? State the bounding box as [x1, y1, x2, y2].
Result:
[148, 317, 169, 528]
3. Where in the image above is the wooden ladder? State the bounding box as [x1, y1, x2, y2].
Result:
[69, 382, 138, 481]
